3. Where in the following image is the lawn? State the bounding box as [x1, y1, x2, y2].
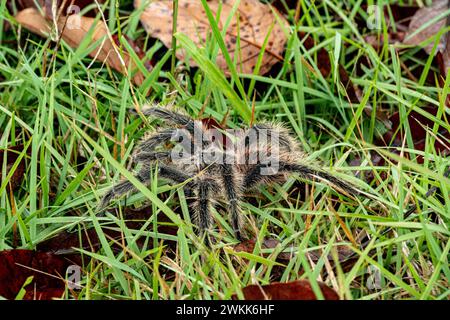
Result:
[0, 0, 449, 300]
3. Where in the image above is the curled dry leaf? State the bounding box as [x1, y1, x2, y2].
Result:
[235, 280, 339, 300]
[135, 0, 289, 76]
[15, 8, 146, 85]
[403, 0, 449, 54]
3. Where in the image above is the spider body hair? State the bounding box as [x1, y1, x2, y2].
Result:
[100, 106, 370, 244]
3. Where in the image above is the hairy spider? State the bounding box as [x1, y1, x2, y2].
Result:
[99, 106, 368, 245]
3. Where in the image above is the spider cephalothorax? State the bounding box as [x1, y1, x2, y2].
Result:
[100, 106, 366, 245]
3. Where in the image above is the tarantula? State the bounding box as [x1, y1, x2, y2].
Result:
[100, 106, 367, 245]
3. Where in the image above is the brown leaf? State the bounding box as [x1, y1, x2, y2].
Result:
[338, 65, 391, 126]
[135, 0, 288, 76]
[299, 32, 331, 77]
[43, 0, 105, 19]
[380, 106, 450, 159]
[235, 280, 339, 300]
[37, 206, 178, 256]
[15, 7, 50, 36]
[403, 0, 449, 54]
[233, 238, 357, 280]
[0, 145, 27, 191]
[233, 237, 292, 260]
[0, 249, 76, 300]
[365, 32, 406, 51]
[15, 8, 146, 85]
[7, 0, 105, 18]
[354, 105, 450, 181]
[6, 0, 42, 12]
[234, 237, 358, 263]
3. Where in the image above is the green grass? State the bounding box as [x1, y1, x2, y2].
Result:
[0, 0, 449, 300]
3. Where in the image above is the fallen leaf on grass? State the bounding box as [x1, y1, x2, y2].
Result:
[338, 65, 391, 125]
[135, 0, 288, 76]
[0, 249, 76, 300]
[361, 3, 418, 50]
[15, 8, 147, 85]
[235, 280, 339, 300]
[403, 0, 450, 101]
[233, 237, 358, 280]
[43, 0, 105, 19]
[37, 206, 178, 257]
[234, 237, 357, 262]
[298, 32, 331, 77]
[353, 105, 450, 181]
[403, 0, 449, 54]
[8, 0, 105, 18]
[365, 32, 406, 50]
[380, 106, 450, 159]
[0, 145, 27, 191]
[234, 237, 292, 260]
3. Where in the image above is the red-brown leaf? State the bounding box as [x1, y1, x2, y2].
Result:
[299, 32, 331, 77]
[236, 280, 339, 300]
[380, 106, 450, 159]
[0, 145, 27, 191]
[36, 206, 178, 257]
[0, 249, 75, 300]
[403, 0, 449, 54]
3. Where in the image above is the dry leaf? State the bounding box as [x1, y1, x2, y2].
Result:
[234, 280, 339, 300]
[0, 145, 28, 192]
[298, 32, 331, 77]
[37, 205, 178, 257]
[234, 237, 356, 264]
[42, 0, 105, 19]
[15, 7, 50, 36]
[0, 249, 76, 300]
[135, 0, 288, 75]
[403, 0, 448, 54]
[8, 0, 104, 18]
[15, 8, 145, 85]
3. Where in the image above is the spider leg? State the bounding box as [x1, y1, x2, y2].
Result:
[137, 128, 180, 152]
[218, 164, 244, 240]
[249, 123, 293, 152]
[142, 107, 194, 129]
[279, 162, 365, 196]
[137, 127, 197, 163]
[243, 163, 280, 190]
[191, 179, 219, 246]
[159, 164, 196, 199]
[243, 161, 364, 197]
[133, 151, 171, 163]
[99, 164, 193, 209]
[142, 107, 214, 150]
[99, 165, 152, 209]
